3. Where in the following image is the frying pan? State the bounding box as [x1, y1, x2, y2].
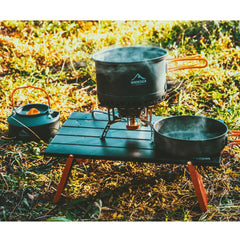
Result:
[150, 115, 239, 158]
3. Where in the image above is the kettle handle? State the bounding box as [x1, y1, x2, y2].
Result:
[11, 85, 51, 108]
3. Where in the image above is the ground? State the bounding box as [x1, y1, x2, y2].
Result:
[0, 20, 240, 221]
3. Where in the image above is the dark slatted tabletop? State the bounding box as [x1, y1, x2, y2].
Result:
[44, 112, 221, 166]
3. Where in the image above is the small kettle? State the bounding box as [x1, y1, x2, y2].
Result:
[7, 86, 60, 141]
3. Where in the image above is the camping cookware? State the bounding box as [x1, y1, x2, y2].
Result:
[7, 86, 60, 141]
[92, 46, 208, 108]
[150, 115, 240, 158]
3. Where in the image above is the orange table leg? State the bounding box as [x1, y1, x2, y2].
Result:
[187, 161, 208, 212]
[76, 158, 85, 164]
[53, 155, 75, 203]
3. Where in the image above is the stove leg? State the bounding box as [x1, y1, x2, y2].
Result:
[100, 121, 112, 140]
[53, 155, 75, 203]
[187, 161, 208, 212]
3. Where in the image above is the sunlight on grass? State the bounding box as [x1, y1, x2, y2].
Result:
[0, 20, 240, 221]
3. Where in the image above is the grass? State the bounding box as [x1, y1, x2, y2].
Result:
[0, 20, 240, 221]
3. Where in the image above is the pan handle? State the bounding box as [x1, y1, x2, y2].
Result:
[167, 55, 208, 72]
[11, 85, 51, 108]
[228, 130, 240, 145]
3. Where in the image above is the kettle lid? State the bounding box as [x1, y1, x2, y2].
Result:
[15, 103, 50, 117]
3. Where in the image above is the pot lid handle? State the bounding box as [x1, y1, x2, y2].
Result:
[11, 85, 51, 108]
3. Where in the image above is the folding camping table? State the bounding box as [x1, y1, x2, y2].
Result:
[44, 112, 221, 212]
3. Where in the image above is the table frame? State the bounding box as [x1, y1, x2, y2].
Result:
[44, 112, 220, 212]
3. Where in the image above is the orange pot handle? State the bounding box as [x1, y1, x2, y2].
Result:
[11, 85, 51, 108]
[167, 55, 208, 72]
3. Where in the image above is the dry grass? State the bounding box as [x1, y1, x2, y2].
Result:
[0, 20, 240, 221]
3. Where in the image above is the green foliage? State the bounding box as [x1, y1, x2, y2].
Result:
[0, 20, 240, 221]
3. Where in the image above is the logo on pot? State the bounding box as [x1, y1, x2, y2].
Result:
[131, 73, 147, 86]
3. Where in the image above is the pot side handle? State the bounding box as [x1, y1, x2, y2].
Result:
[11, 85, 51, 108]
[167, 55, 208, 72]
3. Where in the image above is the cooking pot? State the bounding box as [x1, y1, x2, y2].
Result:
[149, 115, 240, 158]
[7, 86, 60, 141]
[92, 46, 208, 108]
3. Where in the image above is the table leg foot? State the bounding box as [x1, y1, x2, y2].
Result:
[53, 155, 74, 203]
[187, 161, 208, 212]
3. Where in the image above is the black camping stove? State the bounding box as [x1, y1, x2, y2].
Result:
[92, 106, 153, 140]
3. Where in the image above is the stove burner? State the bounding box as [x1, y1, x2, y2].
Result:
[92, 107, 153, 140]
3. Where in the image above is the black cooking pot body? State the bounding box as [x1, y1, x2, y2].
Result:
[92, 46, 168, 108]
[153, 115, 228, 158]
[7, 103, 60, 141]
